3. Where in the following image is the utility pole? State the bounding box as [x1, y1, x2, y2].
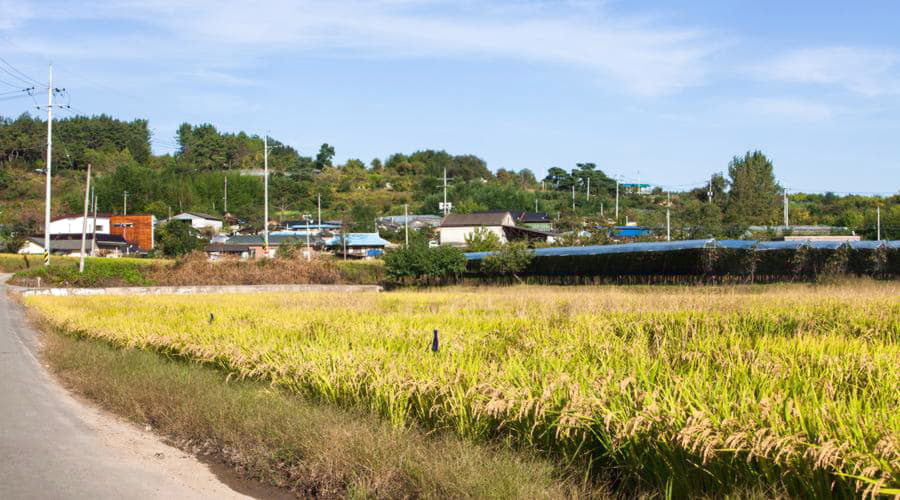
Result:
[79, 163, 91, 273]
[317, 193, 321, 228]
[586, 177, 590, 202]
[442, 168, 449, 216]
[123, 191, 128, 216]
[224, 175, 228, 213]
[404, 203, 409, 246]
[600, 202, 604, 218]
[571, 184, 575, 211]
[305, 219, 311, 261]
[783, 189, 789, 227]
[43, 64, 54, 266]
[91, 188, 97, 257]
[263, 133, 269, 256]
[708, 177, 713, 204]
[615, 176, 619, 222]
[877, 206, 881, 241]
[666, 192, 671, 242]
[534, 198, 538, 212]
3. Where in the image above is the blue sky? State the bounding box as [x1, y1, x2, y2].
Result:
[1, 0, 898, 194]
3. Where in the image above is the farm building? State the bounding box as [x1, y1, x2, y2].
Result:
[611, 225, 654, 239]
[214, 232, 389, 259]
[19, 235, 131, 257]
[281, 221, 342, 234]
[49, 213, 114, 235]
[110, 215, 156, 252]
[168, 212, 223, 233]
[438, 212, 552, 247]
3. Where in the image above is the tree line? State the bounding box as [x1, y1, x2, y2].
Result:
[1, 112, 896, 241]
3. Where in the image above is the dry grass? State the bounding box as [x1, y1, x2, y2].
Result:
[26, 282, 900, 497]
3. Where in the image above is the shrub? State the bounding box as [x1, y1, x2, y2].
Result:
[481, 242, 533, 281]
[464, 227, 501, 252]
[384, 243, 466, 284]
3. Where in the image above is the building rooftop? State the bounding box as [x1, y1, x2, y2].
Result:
[440, 212, 512, 227]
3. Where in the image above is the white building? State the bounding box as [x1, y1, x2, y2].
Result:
[49, 214, 112, 235]
[437, 212, 515, 246]
[169, 212, 223, 233]
[438, 212, 553, 247]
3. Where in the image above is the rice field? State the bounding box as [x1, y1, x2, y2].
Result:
[25, 283, 900, 496]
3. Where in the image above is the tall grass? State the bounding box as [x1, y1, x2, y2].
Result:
[26, 283, 900, 497]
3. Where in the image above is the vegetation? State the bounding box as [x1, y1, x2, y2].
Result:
[40, 323, 591, 498]
[2, 114, 896, 242]
[383, 241, 467, 284]
[480, 241, 533, 281]
[25, 283, 900, 497]
[3, 253, 383, 287]
[155, 222, 207, 257]
[463, 227, 501, 251]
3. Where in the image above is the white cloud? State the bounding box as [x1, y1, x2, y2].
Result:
[746, 97, 833, 121]
[759, 46, 900, 96]
[7, 0, 718, 97]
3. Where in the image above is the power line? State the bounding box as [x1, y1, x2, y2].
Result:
[0, 55, 42, 86]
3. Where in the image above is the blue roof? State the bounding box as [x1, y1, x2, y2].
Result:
[283, 222, 341, 230]
[324, 233, 389, 247]
[466, 239, 713, 260]
[464, 238, 893, 261]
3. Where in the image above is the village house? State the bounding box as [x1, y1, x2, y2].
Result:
[19, 235, 131, 257]
[437, 212, 552, 247]
[168, 212, 224, 233]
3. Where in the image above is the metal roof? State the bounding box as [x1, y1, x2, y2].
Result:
[464, 238, 894, 261]
[323, 233, 389, 247]
[440, 212, 512, 227]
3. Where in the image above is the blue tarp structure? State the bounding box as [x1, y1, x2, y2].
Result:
[463, 238, 898, 281]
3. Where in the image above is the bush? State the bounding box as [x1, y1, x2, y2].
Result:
[384, 243, 466, 284]
[464, 227, 501, 252]
[481, 242, 533, 281]
[156, 222, 206, 257]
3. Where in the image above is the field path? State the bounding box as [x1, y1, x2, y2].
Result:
[0, 274, 264, 500]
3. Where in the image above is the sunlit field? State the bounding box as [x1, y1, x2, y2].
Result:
[26, 283, 900, 496]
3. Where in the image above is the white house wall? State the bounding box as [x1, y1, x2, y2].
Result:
[438, 226, 507, 246]
[49, 217, 111, 235]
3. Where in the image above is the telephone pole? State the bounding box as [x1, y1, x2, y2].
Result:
[91, 187, 98, 257]
[123, 191, 128, 216]
[404, 203, 409, 246]
[224, 175, 228, 213]
[79, 164, 91, 272]
[43, 65, 55, 266]
[877, 206, 881, 241]
[783, 189, 789, 227]
[571, 184, 575, 211]
[317, 193, 321, 227]
[666, 192, 671, 242]
[443, 168, 449, 216]
[263, 133, 269, 255]
[586, 177, 590, 202]
[614, 176, 619, 222]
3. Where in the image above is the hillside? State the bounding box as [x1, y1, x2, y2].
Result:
[2, 113, 897, 242]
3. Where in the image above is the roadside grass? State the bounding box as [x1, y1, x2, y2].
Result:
[11, 258, 156, 287]
[40, 324, 599, 499]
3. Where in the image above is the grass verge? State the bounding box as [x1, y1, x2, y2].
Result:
[39, 321, 603, 499]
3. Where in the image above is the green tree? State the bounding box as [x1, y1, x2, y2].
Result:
[724, 151, 780, 227]
[156, 222, 206, 257]
[464, 227, 501, 251]
[315, 143, 335, 170]
[481, 241, 533, 281]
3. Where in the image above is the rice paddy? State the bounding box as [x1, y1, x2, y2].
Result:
[25, 282, 900, 496]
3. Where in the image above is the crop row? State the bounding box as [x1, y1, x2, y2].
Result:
[26, 284, 900, 496]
